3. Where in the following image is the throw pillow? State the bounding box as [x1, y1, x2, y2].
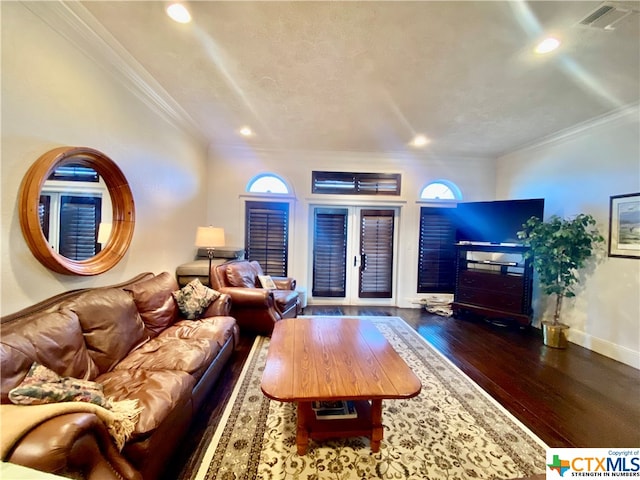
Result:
[9, 363, 111, 408]
[258, 274, 277, 289]
[172, 279, 221, 320]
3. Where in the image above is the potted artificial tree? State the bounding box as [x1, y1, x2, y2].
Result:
[517, 213, 604, 348]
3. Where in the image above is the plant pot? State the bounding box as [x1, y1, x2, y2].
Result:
[542, 321, 569, 349]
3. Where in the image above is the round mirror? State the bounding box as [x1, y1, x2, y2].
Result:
[18, 146, 135, 275]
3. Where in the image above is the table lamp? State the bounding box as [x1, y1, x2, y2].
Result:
[195, 226, 225, 286]
[97, 222, 112, 251]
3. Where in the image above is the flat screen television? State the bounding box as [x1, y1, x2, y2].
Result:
[454, 198, 545, 245]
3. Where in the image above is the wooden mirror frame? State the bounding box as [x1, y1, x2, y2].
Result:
[18, 146, 135, 275]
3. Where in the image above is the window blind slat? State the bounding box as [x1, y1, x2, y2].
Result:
[312, 208, 347, 297]
[38, 195, 51, 241]
[359, 209, 394, 298]
[417, 207, 457, 293]
[58, 196, 101, 261]
[245, 201, 289, 277]
[312, 171, 401, 196]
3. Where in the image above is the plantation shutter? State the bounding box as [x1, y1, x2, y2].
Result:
[39, 195, 51, 241]
[312, 171, 401, 196]
[312, 208, 348, 297]
[245, 201, 289, 276]
[417, 207, 457, 293]
[359, 209, 394, 298]
[58, 195, 101, 261]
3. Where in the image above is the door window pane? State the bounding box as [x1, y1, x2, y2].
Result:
[312, 208, 348, 297]
[359, 210, 394, 298]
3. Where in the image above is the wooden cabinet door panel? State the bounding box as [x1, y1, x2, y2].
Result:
[456, 287, 523, 313]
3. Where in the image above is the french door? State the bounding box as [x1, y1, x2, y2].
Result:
[311, 206, 397, 305]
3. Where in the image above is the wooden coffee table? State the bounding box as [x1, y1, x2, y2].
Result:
[261, 317, 422, 455]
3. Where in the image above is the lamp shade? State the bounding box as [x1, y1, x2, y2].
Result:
[97, 223, 112, 245]
[195, 226, 225, 248]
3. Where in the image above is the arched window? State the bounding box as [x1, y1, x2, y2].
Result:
[416, 180, 461, 293]
[247, 174, 289, 194]
[419, 181, 461, 201]
[245, 173, 291, 276]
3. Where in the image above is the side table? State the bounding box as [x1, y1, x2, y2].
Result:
[176, 259, 225, 287]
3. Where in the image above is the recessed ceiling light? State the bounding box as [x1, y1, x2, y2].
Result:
[166, 3, 191, 24]
[239, 126, 253, 137]
[534, 37, 561, 54]
[410, 134, 430, 147]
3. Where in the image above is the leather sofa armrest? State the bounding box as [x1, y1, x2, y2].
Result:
[202, 292, 232, 317]
[6, 413, 142, 480]
[218, 287, 276, 308]
[272, 277, 296, 291]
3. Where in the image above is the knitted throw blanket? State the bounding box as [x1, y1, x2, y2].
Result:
[0, 399, 142, 459]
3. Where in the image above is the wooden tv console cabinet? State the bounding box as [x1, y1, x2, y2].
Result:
[451, 243, 533, 326]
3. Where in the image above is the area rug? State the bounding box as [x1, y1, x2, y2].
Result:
[193, 317, 547, 480]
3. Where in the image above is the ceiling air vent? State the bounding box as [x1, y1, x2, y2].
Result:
[578, 1, 640, 30]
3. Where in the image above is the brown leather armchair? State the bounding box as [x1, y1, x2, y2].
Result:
[210, 260, 300, 335]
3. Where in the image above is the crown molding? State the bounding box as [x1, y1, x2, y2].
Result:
[504, 102, 640, 157]
[210, 142, 494, 164]
[22, 0, 207, 146]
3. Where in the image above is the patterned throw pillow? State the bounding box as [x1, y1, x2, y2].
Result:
[172, 279, 221, 320]
[258, 275, 277, 290]
[9, 363, 111, 408]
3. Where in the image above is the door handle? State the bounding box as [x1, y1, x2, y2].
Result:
[354, 255, 357, 267]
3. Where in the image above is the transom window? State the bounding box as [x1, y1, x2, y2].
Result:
[312, 171, 401, 196]
[420, 181, 461, 201]
[247, 174, 289, 194]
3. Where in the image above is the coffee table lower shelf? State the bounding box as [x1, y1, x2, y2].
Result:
[296, 399, 382, 455]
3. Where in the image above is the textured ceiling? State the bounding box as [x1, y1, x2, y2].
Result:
[80, 1, 640, 157]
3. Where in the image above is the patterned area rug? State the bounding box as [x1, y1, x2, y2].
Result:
[193, 317, 547, 480]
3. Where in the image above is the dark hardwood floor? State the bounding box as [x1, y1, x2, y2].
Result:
[165, 307, 640, 479]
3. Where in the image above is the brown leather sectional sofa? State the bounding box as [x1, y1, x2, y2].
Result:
[0, 272, 239, 480]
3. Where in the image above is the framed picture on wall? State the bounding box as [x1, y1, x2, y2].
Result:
[609, 193, 640, 259]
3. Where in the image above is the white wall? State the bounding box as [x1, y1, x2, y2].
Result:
[208, 144, 495, 308]
[496, 106, 640, 368]
[1, 3, 208, 314]
[5, 3, 635, 369]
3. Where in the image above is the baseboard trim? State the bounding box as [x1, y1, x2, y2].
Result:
[568, 329, 639, 370]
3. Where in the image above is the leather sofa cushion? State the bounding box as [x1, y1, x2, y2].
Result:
[97, 369, 195, 437]
[63, 288, 149, 374]
[161, 316, 238, 348]
[272, 290, 299, 310]
[249, 260, 265, 275]
[0, 308, 99, 401]
[114, 336, 219, 379]
[125, 272, 179, 337]
[225, 262, 258, 288]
